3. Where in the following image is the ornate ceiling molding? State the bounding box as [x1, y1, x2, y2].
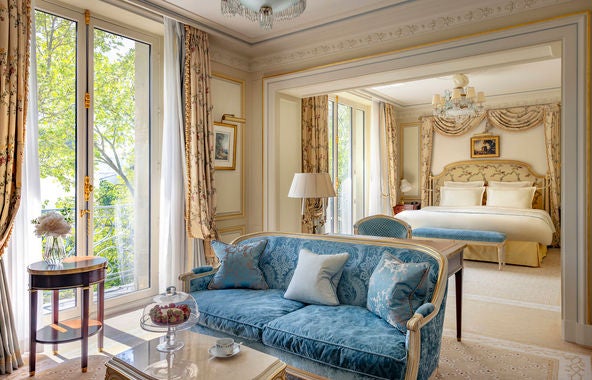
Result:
[240, 0, 569, 72]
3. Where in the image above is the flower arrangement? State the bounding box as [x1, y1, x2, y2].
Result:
[32, 211, 72, 238]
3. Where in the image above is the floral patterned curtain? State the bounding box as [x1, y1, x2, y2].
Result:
[383, 103, 400, 209]
[0, 0, 31, 373]
[419, 104, 561, 244]
[183, 26, 218, 262]
[419, 118, 434, 206]
[301, 95, 329, 233]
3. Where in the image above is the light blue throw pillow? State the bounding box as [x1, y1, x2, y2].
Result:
[208, 240, 269, 290]
[283, 248, 350, 306]
[367, 252, 430, 333]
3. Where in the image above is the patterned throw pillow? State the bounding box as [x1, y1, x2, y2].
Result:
[283, 248, 350, 306]
[208, 240, 269, 290]
[367, 252, 430, 333]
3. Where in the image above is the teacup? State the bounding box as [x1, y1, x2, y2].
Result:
[215, 338, 234, 355]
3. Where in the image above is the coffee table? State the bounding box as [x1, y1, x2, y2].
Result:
[104, 330, 287, 379]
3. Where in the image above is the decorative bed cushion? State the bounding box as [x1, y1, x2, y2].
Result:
[367, 252, 430, 333]
[191, 288, 305, 341]
[208, 240, 268, 290]
[284, 248, 350, 306]
[443, 180, 485, 187]
[439, 186, 485, 206]
[263, 305, 408, 379]
[486, 186, 536, 208]
[488, 180, 533, 187]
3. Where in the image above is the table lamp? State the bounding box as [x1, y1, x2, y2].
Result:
[288, 173, 336, 233]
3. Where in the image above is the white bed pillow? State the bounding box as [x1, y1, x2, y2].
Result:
[488, 180, 533, 188]
[439, 186, 485, 207]
[443, 180, 485, 187]
[486, 186, 536, 209]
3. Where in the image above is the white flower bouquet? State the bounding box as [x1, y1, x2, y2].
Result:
[32, 211, 72, 238]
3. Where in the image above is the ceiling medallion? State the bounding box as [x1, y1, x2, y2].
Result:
[221, 0, 306, 30]
[432, 73, 486, 119]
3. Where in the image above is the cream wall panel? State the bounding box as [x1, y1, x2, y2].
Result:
[218, 225, 246, 244]
[277, 95, 301, 233]
[402, 123, 420, 199]
[211, 75, 244, 217]
[432, 122, 547, 175]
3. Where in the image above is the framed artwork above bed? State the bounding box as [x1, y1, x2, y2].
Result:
[471, 135, 499, 158]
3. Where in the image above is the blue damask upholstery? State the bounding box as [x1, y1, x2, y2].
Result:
[263, 305, 408, 380]
[191, 288, 305, 341]
[412, 227, 506, 242]
[183, 233, 447, 380]
[354, 215, 412, 239]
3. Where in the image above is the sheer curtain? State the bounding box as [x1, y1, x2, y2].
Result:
[368, 100, 389, 215]
[159, 17, 187, 291]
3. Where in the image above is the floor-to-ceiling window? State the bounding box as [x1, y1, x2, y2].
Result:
[35, 3, 158, 315]
[326, 97, 370, 234]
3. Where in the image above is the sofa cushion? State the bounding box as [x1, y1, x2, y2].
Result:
[208, 240, 268, 290]
[367, 252, 430, 333]
[284, 248, 350, 306]
[263, 305, 408, 380]
[191, 289, 305, 342]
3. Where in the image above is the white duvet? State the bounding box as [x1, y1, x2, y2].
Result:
[396, 206, 555, 245]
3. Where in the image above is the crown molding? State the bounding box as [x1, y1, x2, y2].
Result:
[248, 0, 572, 72]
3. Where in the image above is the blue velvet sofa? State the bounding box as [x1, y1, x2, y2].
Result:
[179, 232, 449, 380]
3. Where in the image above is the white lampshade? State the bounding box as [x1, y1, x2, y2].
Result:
[400, 178, 413, 193]
[288, 173, 336, 198]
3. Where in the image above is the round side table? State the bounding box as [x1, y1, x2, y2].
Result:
[28, 256, 106, 376]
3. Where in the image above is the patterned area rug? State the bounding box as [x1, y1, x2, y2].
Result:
[433, 330, 591, 379]
[5, 333, 590, 379]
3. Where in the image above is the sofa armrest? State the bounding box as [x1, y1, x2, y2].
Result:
[404, 302, 440, 380]
[178, 266, 218, 292]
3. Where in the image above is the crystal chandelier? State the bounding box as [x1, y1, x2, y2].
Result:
[432, 73, 486, 118]
[221, 0, 307, 30]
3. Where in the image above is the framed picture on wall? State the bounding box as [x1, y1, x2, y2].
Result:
[471, 135, 499, 158]
[214, 122, 237, 170]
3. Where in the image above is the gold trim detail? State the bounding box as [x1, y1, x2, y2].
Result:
[84, 10, 90, 25]
[84, 176, 93, 202]
[221, 114, 246, 124]
[84, 92, 90, 109]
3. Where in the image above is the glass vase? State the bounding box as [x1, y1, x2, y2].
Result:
[43, 236, 67, 266]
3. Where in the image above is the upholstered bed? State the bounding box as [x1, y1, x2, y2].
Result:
[397, 160, 557, 267]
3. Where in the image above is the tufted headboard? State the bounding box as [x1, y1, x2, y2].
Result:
[428, 159, 549, 211]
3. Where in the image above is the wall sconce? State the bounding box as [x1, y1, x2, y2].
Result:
[288, 173, 336, 234]
[221, 113, 246, 124]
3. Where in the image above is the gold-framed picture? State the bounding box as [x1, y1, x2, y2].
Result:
[214, 122, 237, 170]
[471, 135, 499, 158]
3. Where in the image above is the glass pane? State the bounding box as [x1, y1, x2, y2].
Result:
[93, 29, 150, 299]
[337, 104, 352, 234]
[326, 101, 334, 233]
[353, 109, 365, 222]
[35, 10, 78, 312]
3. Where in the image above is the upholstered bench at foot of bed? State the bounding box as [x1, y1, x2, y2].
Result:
[412, 227, 507, 270]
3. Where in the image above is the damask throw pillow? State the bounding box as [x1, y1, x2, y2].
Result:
[208, 240, 269, 290]
[367, 252, 431, 333]
[283, 248, 350, 306]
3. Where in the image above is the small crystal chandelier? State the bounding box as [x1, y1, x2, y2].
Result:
[432, 73, 486, 118]
[221, 0, 307, 30]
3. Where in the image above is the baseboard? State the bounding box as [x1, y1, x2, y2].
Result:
[562, 319, 592, 348]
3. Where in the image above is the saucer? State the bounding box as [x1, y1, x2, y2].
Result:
[208, 343, 240, 358]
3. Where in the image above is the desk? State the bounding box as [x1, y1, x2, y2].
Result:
[414, 239, 465, 341]
[28, 256, 106, 376]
